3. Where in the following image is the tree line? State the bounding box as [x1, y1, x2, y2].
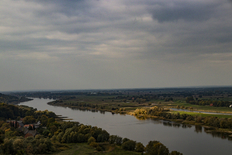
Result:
[134, 106, 232, 130]
[186, 96, 232, 107]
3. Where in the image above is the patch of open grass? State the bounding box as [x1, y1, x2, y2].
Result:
[52, 143, 93, 155]
[51, 143, 140, 155]
[168, 100, 232, 113]
[171, 111, 232, 118]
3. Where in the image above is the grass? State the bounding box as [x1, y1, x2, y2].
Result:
[52, 143, 94, 155]
[160, 100, 232, 114]
[52, 143, 140, 155]
[171, 111, 232, 118]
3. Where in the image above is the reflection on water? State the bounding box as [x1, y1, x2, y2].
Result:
[173, 123, 181, 128]
[20, 98, 232, 155]
[162, 121, 193, 129]
[100, 111, 105, 114]
[135, 115, 148, 120]
[195, 125, 202, 133]
[204, 127, 231, 140]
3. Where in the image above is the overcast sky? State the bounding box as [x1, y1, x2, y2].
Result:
[0, 0, 232, 91]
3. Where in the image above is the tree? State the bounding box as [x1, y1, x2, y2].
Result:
[122, 140, 136, 151]
[49, 125, 58, 134]
[220, 119, 228, 128]
[40, 115, 48, 126]
[57, 132, 64, 142]
[47, 117, 55, 126]
[13, 138, 24, 153]
[186, 96, 194, 103]
[1, 139, 14, 155]
[26, 144, 33, 154]
[98, 130, 109, 142]
[145, 141, 169, 155]
[22, 116, 36, 124]
[135, 142, 145, 152]
[51, 135, 57, 142]
[88, 137, 96, 145]
[122, 138, 130, 143]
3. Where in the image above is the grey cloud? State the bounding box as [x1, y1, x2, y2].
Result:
[30, 1, 87, 21]
[149, 2, 220, 22]
[1, 0, 232, 91]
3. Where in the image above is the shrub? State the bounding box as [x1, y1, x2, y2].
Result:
[96, 145, 103, 151]
[89, 142, 99, 148]
[88, 137, 96, 145]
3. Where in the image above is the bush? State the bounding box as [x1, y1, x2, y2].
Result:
[89, 142, 99, 148]
[88, 137, 96, 145]
[96, 145, 103, 151]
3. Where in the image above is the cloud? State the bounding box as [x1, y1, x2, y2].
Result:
[149, 1, 220, 22]
[0, 0, 232, 91]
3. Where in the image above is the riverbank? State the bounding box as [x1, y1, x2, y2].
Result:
[48, 99, 232, 138]
[130, 108, 232, 137]
[18, 97, 232, 155]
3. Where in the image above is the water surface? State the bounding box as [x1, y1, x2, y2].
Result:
[20, 98, 232, 155]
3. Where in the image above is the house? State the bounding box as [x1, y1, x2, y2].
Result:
[7, 119, 25, 128]
[34, 121, 41, 129]
[24, 130, 38, 138]
[17, 121, 24, 127]
[24, 124, 35, 129]
[18, 126, 38, 138]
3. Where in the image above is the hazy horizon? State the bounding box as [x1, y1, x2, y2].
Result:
[2, 85, 232, 93]
[1, 0, 232, 91]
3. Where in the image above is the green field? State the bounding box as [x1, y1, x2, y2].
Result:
[171, 111, 232, 118]
[158, 100, 232, 114]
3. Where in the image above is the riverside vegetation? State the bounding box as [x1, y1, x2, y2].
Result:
[43, 88, 232, 135]
[0, 94, 183, 155]
[5, 87, 232, 154]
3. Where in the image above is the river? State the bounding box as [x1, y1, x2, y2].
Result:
[20, 98, 232, 155]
